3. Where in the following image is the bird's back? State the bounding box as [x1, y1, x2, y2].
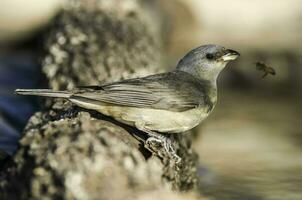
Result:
[71, 70, 216, 112]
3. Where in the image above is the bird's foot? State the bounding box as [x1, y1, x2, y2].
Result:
[135, 122, 181, 163]
[145, 133, 181, 164]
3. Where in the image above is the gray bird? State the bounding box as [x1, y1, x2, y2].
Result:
[15, 44, 240, 163]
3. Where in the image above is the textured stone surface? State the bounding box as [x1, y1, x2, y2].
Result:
[43, 0, 164, 90]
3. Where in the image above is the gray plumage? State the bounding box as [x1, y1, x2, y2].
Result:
[16, 71, 212, 112]
[73, 71, 213, 112]
[15, 44, 240, 134]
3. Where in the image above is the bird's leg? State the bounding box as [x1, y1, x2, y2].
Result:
[135, 122, 181, 163]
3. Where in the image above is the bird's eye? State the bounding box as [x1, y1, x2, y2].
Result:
[206, 53, 214, 60]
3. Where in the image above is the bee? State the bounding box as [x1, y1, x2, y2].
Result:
[255, 62, 276, 78]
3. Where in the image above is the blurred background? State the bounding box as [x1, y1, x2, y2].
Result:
[0, 0, 301, 199]
[161, 1, 302, 199]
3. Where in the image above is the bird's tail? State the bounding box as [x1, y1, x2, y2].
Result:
[15, 89, 72, 98]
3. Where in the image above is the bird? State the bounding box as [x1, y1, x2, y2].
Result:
[15, 44, 240, 163]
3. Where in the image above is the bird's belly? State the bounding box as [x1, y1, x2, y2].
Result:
[70, 98, 210, 133]
[100, 106, 209, 133]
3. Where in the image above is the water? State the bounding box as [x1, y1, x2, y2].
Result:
[196, 90, 302, 200]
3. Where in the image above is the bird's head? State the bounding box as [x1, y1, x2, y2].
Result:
[176, 44, 240, 83]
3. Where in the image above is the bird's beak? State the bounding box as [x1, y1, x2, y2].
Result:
[222, 49, 240, 61]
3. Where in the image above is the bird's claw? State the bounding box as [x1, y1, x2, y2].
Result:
[145, 135, 182, 164]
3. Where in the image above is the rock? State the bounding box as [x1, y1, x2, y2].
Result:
[0, 0, 201, 199]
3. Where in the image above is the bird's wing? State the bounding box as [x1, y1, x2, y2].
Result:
[71, 71, 209, 112]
